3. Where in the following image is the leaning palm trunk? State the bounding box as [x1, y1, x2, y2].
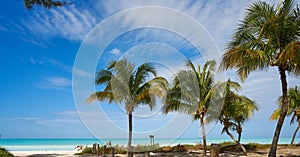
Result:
[269, 68, 289, 157]
[238, 131, 242, 143]
[225, 128, 247, 155]
[200, 117, 207, 157]
[128, 112, 133, 157]
[291, 120, 300, 145]
[237, 122, 242, 143]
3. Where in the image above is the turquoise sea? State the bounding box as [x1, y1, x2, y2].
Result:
[0, 138, 299, 151]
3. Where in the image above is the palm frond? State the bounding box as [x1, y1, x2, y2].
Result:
[86, 91, 114, 104]
[24, 0, 71, 9]
[273, 86, 300, 121]
[133, 62, 157, 93]
[95, 69, 113, 85]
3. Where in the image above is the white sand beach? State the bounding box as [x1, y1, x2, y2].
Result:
[11, 150, 80, 157]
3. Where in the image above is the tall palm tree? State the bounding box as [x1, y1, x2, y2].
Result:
[220, 0, 300, 156]
[24, 0, 71, 9]
[163, 60, 216, 157]
[86, 59, 167, 157]
[270, 86, 300, 145]
[219, 80, 257, 155]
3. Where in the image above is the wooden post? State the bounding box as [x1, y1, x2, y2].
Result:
[145, 151, 150, 157]
[92, 143, 97, 155]
[97, 144, 100, 156]
[111, 147, 115, 157]
[210, 143, 221, 157]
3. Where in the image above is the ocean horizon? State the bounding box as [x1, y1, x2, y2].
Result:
[0, 137, 299, 151]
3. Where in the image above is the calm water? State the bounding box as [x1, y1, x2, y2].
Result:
[0, 137, 299, 151]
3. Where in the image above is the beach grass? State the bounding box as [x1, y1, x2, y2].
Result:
[0, 147, 14, 157]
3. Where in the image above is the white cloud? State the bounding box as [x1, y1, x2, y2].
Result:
[97, 0, 253, 51]
[2, 0, 253, 48]
[46, 76, 72, 87]
[36, 76, 72, 90]
[110, 48, 122, 55]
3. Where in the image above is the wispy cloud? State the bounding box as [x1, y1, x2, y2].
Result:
[22, 57, 71, 70]
[46, 76, 72, 87]
[97, 0, 253, 50]
[54, 110, 78, 116]
[1, 117, 41, 121]
[1, 110, 82, 126]
[36, 76, 72, 90]
[2, 0, 253, 49]
[21, 57, 74, 89]
[24, 7, 97, 41]
[1, 6, 98, 45]
[21, 57, 93, 77]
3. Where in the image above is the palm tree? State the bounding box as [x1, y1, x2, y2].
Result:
[219, 80, 257, 155]
[86, 59, 167, 157]
[163, 60, 216, 157]
[270, 86, 300, 145]
[220, 0, 300, 156]
[24, 0, 71, 9]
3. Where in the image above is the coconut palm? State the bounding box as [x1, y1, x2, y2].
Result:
[219, 80, 257, 155]
[86, 59, 167, 157]
[220, 0, 300, 156]
[163, 60, 216, 157]
[24, 0, 71, 9]
[270, 86, 300, 145]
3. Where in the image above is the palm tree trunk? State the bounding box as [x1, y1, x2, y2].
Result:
[238, 132, 242, 143]
[269, 68, 288, 157]
[291, 120, 300, 145]
[128, 112, 133, 157]
[200, 117, 207, 157]
[225, 128, 247, 155]
[237, 122, 242, 143]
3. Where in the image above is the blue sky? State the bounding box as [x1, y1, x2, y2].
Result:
[0, 0, 299, 143]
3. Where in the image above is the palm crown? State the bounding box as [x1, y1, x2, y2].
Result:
[220, 0, 300, 80]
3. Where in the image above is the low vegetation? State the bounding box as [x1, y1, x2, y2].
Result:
[75, 144, 159, 155]
[0, 148, 14, 157]
[76, 142, 300, 155]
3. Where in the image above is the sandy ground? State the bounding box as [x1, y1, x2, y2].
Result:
[11, 150, 79, 157]
[10, 146, 300, 157]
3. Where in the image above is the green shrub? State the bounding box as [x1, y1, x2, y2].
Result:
[74, 147, 92, 155]
[219, 141, 236, 147]
[75, 146, 127, 155]
[0, 148, 14, 157]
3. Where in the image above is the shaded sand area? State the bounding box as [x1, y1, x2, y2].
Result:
[220, 146, 300, 157]
[10, 146, 300, 157]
